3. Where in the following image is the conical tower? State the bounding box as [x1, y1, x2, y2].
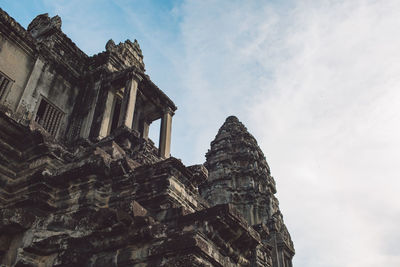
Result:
[200, 116, 295, 267]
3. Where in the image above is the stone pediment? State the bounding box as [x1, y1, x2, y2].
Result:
[106, 39, 145, 71]
[27, 13, 62, 39]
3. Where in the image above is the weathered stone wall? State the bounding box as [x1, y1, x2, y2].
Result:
[25, 62, 81, 137]
[0, 10, 86, 141]
[0, 9, 36, 112]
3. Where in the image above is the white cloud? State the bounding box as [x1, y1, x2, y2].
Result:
[174, 0, 400, 266]
[249, 1, 400, 266]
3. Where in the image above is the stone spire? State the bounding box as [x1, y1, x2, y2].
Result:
[201, 115, 276, 224]
[200, 115, 295, 266]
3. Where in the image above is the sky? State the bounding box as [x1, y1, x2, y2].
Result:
[1, 0, 400, 266]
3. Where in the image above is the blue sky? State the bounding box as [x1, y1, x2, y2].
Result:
[2, 1, 400, 266]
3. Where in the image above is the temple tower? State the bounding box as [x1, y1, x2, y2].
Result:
[200, 116, 295, 267]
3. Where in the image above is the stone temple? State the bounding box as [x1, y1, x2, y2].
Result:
[0, 8, 294, 267]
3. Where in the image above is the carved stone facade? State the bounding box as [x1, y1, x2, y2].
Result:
[0, 8, 294, 267]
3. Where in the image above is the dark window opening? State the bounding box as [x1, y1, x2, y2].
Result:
[110, 97, 122, 133]
[34, 98, 63, 136]
[0, 73, 11, 101]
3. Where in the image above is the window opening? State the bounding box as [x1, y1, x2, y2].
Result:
[0, 73, 12, 101]
[148, 118, 160, 148]
[34, 98, 63, 136]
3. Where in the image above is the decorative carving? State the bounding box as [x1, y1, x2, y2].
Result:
[28, 13, 62, 39]
[105, 38, 145, 71]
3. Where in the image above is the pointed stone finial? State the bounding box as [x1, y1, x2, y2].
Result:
[50, 15, 62, 29]
[105, 39, 116, 51]
[225, 115, 239, 123]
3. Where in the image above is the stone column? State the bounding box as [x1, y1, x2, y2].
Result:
[118, 73, 142, 128]
[159, 108, 173, 158]
[142, 121, 150, 140]
[132, 108, 141, 131]
[80, 80, 102, 139]
[98, 90, 114, 139]
[16, 56, 45, 115]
